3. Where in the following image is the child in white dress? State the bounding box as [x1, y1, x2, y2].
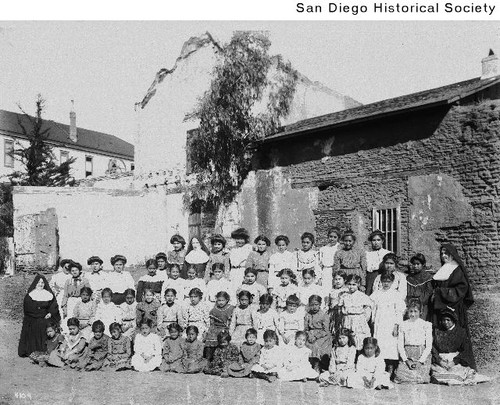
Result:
[319, 227, 341, 291]
[279, 331, 319, 381]
[119, 288, 137, 339]
[277, 295, 304, 345]
[347, 337, 393, 389]
[319, 328, 356, 387]
[370, 270, 406, 376]
[254, 294, 278, 345]
[131, 319, 162, 372]
[272, 269, 298, 312]
[268, 235, 295, 293]
[93, 288, 122, 336]
[206, 264, 233, 304]
[161, 264, 186, 304]
[251, 330, 282, 383]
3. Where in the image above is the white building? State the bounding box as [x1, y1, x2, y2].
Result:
[0, 108, 134, 180]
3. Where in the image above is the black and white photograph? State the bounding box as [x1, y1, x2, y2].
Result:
[0, 19, 499, 404]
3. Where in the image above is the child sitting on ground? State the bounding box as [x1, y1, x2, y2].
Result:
[81, 320, 109, 371]
[103, 322, 131, 370]
[160, 323, 184, 372]
[251, 329, 282, 383]
[131, 319, 162, 372]
[204, 330, 240, 377]
[227, 328, 261, 378]
[29, 321, 64, 366]
[279, 331, 319, 382]
[48, 317, 87, 369]
[319, 328, 356, 387]
[178, 325, 207, 374]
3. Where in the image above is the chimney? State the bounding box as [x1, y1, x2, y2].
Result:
[481, 49, 499, 80]
[69, 100, 77, 142]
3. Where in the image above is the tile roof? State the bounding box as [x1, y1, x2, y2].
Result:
[0, 109, 134, 160]
[263, 75, 500, 143]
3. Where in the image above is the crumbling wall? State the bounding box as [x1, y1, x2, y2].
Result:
[12, 186, 186, 271]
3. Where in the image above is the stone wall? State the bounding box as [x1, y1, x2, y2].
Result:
[12, 186, 188, 271]
[249, 101, 500, 287]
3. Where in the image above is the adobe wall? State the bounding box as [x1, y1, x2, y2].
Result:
[250, 100, 500, 286]
[12, 186, 188, 271]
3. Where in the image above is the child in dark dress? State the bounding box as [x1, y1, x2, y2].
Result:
[29, 321, 64, 366]
[81, 320, 109, 371]
[406, 254, 433, 320]
[160, 323, 184, 372]
[136, 289, 161, 332]
[204, 291, 234, 361]
[227, 328, 261, 378]
[204, 330, 240, 377]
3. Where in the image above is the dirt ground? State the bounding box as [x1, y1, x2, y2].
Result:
[0, 274, 499, 405]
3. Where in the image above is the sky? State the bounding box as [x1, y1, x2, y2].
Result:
[0, 21, 499, 145]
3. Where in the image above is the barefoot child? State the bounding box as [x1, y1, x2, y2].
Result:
[131, 319, 162, 372]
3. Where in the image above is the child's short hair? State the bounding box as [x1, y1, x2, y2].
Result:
[237, 290, 253, 303]
[263, 329, 279, 345]
[410, 253, 426, 267]
[185, 325, 199, 335]
[302, 268, 316, 278]
[380, 270, 395, 282]
[244, 267, 258, 277]
[170, 234, 186, 246]
[277, 268, 297, 285]
[80, 286, 93, 296]
[67, 317, 80, 328]
[259, 293, 273, 306]
[254, 235, 271, 246]
[274, 235, 290, 246]
[327, 227, 341, 238]
[145, 258, 158, 268]
[341, 231, 356, 242]
[140, 318, 154, 329]
[301, 232, 315, 244]
[245, 328, 258, 339]
[362, 337, 381, 357]
[345, 274, 362, 285]
[215, 291, 231, 302]
[101, 287, 113, 298]
[109, 322, 122, 334]
[164, 288, 177, 297]
[212, 263, 225, 273]
[217, 330, 231, 344]
[167, 322, 183, 333]
[46, 320, 60, 333]
[368, 230, 385, 242]
[336, 328, 356, 347]
[286, 294, 301, 307]
[210, 234, 227, 247]
[92, 320, 105, 333]
[332, 270, 347, 281]
[189, 288, 203, 298]
[124, 288, 136, 298]
[308, 294, 322, 305]
[295, 330, 307, 340]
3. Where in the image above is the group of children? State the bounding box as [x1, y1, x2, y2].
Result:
[24, 227, 489, 388]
